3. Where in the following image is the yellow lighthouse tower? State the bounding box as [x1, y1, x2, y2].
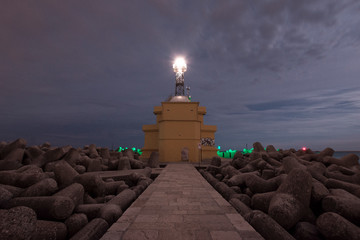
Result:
[141, 58, 217, 163]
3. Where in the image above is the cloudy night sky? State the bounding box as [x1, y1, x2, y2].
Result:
[1, 1, 360, 151]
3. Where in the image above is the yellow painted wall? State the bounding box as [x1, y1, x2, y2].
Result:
[142, 101, 217, 162]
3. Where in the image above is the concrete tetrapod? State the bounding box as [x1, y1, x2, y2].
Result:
[246, 210, 295, 240]
[31, 220, 67, 240]
[107, 189, 136, 211]
[268, 168, 312, 230]
[0, 206, 37, 240]
[53, 183, 84, 207]
[20, 178, 58, 197]
[316, 212, 360, 240]
[70, 218, 108, 240]
[6, 196, 75, 220]
[322, 195, 360, 225]
[64, 213, 88, 238]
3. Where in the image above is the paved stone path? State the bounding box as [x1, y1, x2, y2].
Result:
[101, 164, 263, 240]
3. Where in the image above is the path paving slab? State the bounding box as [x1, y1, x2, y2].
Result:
[101, 164, 263, 240]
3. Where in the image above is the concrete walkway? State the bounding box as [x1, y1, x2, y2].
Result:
[101, 164, 263, 240]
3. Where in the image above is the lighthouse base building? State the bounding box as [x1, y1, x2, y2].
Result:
[141, 96, 217, 163]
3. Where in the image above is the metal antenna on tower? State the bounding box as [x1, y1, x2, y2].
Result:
[186, 86, 191, 101]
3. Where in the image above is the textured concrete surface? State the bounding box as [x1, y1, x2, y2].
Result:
[101, 164, 263, 240]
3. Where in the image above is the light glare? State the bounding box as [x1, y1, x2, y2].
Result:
[173, 57, 187, 73]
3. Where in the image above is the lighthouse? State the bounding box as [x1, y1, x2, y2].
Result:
[141, 58, 217, 162]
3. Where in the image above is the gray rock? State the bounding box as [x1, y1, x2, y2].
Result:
[74, 173, 105, 198]
[64, 213, 88, 238]
[117, 156, 131, 170]
[324, 153, 360, 168]
[210, 156, 222, 167]
[261, 169, 275, 180]
[31, 220, 67, 240]
[251, 191, 276, 213]
[317, 212, 360, 240]
[44, 160, 61, 172]
[199, 170, 219, 187]
[6, 196, 75, 220]
[282, 156, 307, 174]
[232, 157, 249, 169]
[220, 165, 239, 178]
[246, 210, 295, 240]
[0, 186, 13, 207]
[116, 183, 129, 194]
[325, 178, 360, 198]
[32, 147, 67, 168]
[41, 142, 51, 149]
[63, 148, 81, 167]
[0, 206, 37, 240]
[0, 138, 27, 159]
[105, 181, 125, 195]
[244, 188, 254, 198]
[316, 147, 335, 163]
[107, 189, 136, 211]
[229, 198, 252, 216]
[245, 174, 285, 194]
[329, 188, 359, 200]
[75, 204, 104, 221]
[74, 165, 86, 174]
[214, 182, 237, 201]
[129, 158, 145, 169]
[0, 170, 48, 188]
[108, 159, 119, 170]
[0, 148, 24, 170]
[0, 184, 24, 197]
[268, 168, 313, 230]
[99, 148, 111, 159]
[137, 176, 153, 189]
[98, 204, 122, 225]
[267, 152, 283, 162]
[233, 151, 243, 160]
[322, 195, 360, 225]
[83, 193, 97, 204]
[294, 222, 322, 240]
[54, 160, 79, 189]
[327, 164, 357, 175]
[69, 218, 108, 240]
[88, 144, 99, 158]
[147, 151, 159, 168]
[307, 162, 328, 183]
[311, 178, 329, 204]
[206, 165, 221, 175]
[20, 178, 58, 197]
[265, 145, 277, 152]
[86, 158, 102, 172]
[325, 170, 360, 184]
[53, 183, 84, 207]
[277, 168, 313, 206]
[230, 193, 251, 206]
[253, 142, 265, 152]
[25, 146, 44, 160]
[123, 149, 134, 159]
[268, 193, 306, 230]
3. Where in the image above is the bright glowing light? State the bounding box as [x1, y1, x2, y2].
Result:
[173, 57, 187, 73]
[302, 147, 307, 151]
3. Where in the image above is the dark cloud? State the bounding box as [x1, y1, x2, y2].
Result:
[0, 1, 360, 150]
[246, 99, 312, 111]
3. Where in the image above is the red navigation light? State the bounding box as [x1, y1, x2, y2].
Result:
[302, 147, 307, 151]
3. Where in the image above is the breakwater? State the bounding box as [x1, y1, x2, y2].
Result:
[201, 142, 360, 239]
